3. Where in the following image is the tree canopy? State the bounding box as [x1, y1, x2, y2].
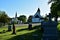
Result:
[0, 11, 9, 24]
[49, 0, 60, 17]
[18, 15, 27, 23]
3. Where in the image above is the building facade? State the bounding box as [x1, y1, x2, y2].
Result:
[32, 8, 44, 23]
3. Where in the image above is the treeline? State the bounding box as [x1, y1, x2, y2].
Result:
[0, 11, 33, 25]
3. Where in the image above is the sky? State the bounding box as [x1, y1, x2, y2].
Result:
[0, 0, 51, 18]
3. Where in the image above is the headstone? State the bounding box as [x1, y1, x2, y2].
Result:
[41, 13, 58, 40]
[8, 23, 12, 31]
[28, 23, 32, 30]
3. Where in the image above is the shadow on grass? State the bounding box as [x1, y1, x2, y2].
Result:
[0, 25, 41, 34]
[0, 30, 9, 34]
[17, 28, 28, 32]
[32, 25, 41, 29]
[17, 25, 41, 32]
[0, 32, 3, 34]
[0, 30, 12, 34]
[8, 29, 42, 40]
[58, 30, 60, 40]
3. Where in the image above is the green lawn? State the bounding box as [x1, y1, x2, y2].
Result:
[0, 24, 60, 40]
[0, 25, 42, 40]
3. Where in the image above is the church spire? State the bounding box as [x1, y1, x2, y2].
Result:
[37, 8, 40, 12]
[15, 12, 17, 18]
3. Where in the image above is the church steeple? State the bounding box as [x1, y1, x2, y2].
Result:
[15, 12, 17, 18]
[37, 8, 40, 12]
[34, 8, 41, 18]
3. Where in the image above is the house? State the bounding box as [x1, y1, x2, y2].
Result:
[32, 8, 44, 23]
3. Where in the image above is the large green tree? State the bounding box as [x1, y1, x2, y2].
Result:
[0, 11, 9, 25]
[18, 15, 27, 23]
[48, 0, 60, 21]
[48, 0, 60, 4]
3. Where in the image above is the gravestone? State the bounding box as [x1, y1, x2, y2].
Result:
[8, 23, 12, 31]
[41, 13, 58, 40]
[28, 23, 32, 30]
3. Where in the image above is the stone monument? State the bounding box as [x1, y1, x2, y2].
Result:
[41, 13, 58, 40]
[8, 23, 12, 31]
[28, 23, 32, 30]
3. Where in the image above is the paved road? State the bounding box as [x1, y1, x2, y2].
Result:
[15, 23, 41, 27]
[5, 23, 41, 27]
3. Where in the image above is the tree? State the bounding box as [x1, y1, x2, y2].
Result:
[12, 22, 16, 34]
[0, 11, 9, 25]
[51, 2, 60, 16]
[48, 0, 60, 21]
[44, 14, 48, 21]
[18, 15, 27, 23]
[27, 15, 33, 23]
[48, 0, 60, 4]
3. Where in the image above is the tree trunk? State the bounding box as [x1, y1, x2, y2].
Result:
[55, 15, 58, 22]
[12, 23, 16, 34]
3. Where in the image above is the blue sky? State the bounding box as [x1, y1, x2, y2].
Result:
[0, 0, 51, 18]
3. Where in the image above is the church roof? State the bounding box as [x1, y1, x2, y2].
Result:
[33, 8, 43, 18]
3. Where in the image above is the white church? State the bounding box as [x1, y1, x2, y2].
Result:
[11, 12, 22, 24]
[32, 8, 44, 23]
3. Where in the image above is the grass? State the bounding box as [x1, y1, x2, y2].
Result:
[0, 25, 42, 40]
[1, 23, 60, 40]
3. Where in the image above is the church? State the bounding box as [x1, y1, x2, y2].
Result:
[11, 12, 22, 24]
[32, 8, 44, 23]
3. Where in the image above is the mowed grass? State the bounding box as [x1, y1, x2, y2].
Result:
[1, 24, 60, 40]
[0, 25, 42, 40]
